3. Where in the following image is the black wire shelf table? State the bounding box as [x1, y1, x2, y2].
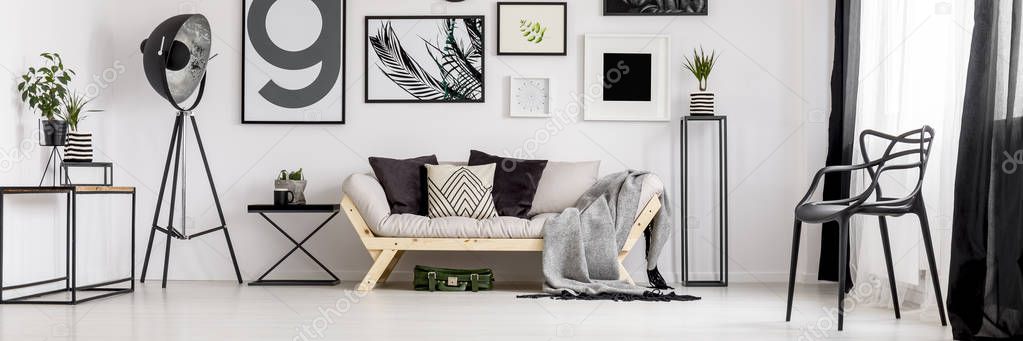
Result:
[681, 115, 729, 287]
[0, 186, 136, 304]
[60, 162, 114, 186]
[247, 204, 341, 286]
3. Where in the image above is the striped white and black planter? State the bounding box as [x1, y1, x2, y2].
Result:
[63, 132, 93, 162]
[690, 91, 715, 116]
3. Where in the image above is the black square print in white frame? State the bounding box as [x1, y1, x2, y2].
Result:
[497, 2, 567, 56]
[365, 16, 485, 103]
[584, 34, 670, 121]
[242, 0, 346, 124]
[602, 53, 652, 102]
[604, 0, 708, 16]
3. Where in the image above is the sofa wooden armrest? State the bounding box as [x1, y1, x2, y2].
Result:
[341, 194, 663, 291]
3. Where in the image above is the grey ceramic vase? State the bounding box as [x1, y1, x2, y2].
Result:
[274, 179, 307, 204]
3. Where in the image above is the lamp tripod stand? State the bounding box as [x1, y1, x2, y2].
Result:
[140, 111, 242, 288]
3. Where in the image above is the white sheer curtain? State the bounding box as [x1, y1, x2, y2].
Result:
[850, 0, 972, 321]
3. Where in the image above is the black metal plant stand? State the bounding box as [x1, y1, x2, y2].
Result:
[0, 186, 136, 305]
[680, 115, 729, 287]
[140, 111, 242, 288]
[247, 204, 341, 286]
[38, 147, 65, 186]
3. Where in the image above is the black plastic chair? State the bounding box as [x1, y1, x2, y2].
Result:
[785, 126, 948, 331]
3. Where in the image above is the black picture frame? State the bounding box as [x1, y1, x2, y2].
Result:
[603, 0, 708, 16]
[496, 2, 568, 56]
[242, 0, 346, 125]
[364, 16, 486, 104]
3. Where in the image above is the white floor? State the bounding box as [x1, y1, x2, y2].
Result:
[0, 281, 952, 341]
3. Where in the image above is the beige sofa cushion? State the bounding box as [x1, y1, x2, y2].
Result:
[527, 161, 601, 215]
[425, 164, 499, 219]
[343, 173, 393, 233]
[342, 170, 664, 239]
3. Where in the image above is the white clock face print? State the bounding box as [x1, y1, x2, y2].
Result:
[510, 77, 551, 117]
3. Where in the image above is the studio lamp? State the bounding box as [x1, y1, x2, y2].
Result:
[137, 14, 242, 288]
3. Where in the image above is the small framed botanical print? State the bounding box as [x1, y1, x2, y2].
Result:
[509, 77, 551, 117]
[497, 2, 567, 56]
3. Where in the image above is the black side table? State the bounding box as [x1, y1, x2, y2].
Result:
[0, 186, 136, 304]
[681, 115, 729, 287]
[61, 162, 114, 186]
[247, 204, 341, 286]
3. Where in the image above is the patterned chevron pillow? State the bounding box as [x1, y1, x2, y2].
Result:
[425, 164, 499, 219]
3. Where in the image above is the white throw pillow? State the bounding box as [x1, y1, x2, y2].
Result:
[426, 164, 499, 219]
[527, 161, 600, 215]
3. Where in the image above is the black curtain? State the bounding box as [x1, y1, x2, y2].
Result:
[949, 1, 1023, 339]
[819, 0, 860, 288]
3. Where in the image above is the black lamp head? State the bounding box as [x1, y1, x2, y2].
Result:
[140, 14, 212, 110]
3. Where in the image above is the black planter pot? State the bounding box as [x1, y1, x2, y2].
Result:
[39, 119, 69, 146]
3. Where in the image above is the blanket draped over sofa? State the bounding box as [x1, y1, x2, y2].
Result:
[540, 170, 688, 298]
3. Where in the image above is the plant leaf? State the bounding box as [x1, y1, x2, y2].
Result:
[425, 19, 483, 100]
[369, 22, 447, 100]
[463, 18, 484, 69]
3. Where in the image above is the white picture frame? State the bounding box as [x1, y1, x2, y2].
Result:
[509, 77, 552, 117]
[243, 0, 346, 123]
[583, 34, 671, 121]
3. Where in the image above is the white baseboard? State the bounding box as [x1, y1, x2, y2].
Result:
[660, 271, 791, 284]
[163, 270, 826, 285]
[323, 270, 822, 284]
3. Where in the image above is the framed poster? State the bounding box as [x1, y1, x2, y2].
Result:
[583, 34, 670, 121]
[497, 2, 567, 56]
[365, 16, 485, 103]
[509, 77, 551, 117]
[604, 0, 708, 16]
[243, 0, 345, 124]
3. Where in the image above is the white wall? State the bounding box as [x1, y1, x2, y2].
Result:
[0, 0, 833, 285]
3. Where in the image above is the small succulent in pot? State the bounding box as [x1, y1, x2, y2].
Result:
[58, 91, 102, 161]
[59, 92, 102, 162]
[682, 46, 717, 91]
[275, 168, 307, 204]
[683, 46, 718, 116]
[59, 92, 102, 132]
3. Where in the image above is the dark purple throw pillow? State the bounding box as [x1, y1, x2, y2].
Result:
[468, 150, 547, 218]
[369, 155, 439, 215]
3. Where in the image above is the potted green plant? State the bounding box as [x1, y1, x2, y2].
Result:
[275, 168, 307, 204]
[682, 47, 717, 116]
[17, 53, 76, 145]
[59, 92, 102, 162]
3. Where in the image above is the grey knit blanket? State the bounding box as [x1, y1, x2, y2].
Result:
[541, 170, 671, 296]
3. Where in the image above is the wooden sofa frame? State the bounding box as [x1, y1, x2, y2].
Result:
[341, 194, 663, 291]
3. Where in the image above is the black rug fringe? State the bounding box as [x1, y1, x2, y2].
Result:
[517, 290, 701, 302]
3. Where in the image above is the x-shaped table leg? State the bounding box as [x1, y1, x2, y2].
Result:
[249, 212, 341, 286]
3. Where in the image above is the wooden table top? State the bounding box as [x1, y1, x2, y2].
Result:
[0, 186, 135, 194]
[75, 186, 135, 193]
